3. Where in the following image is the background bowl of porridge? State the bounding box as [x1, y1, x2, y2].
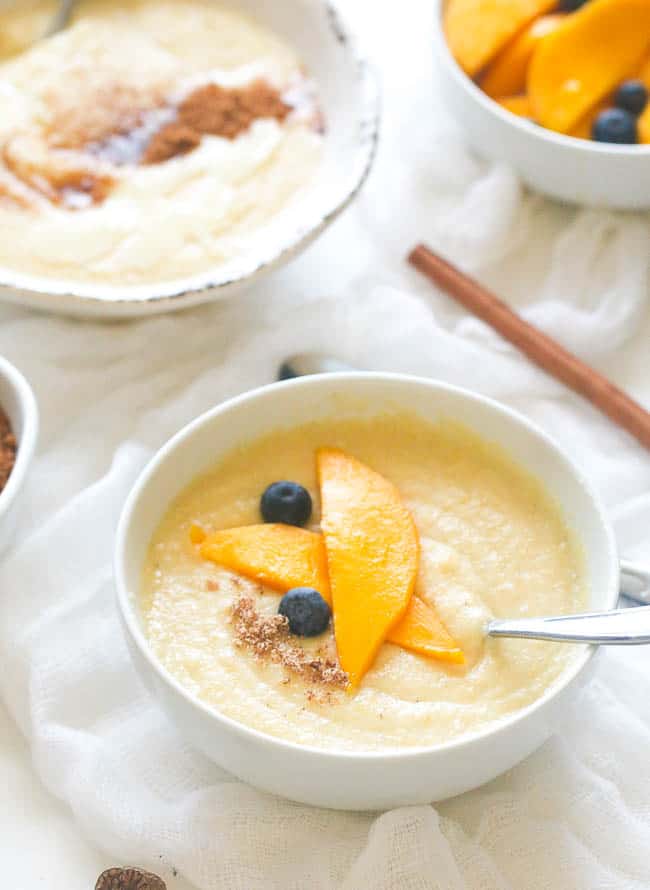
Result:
[114, 374, 619, 810]
[0, 0, 379, 317]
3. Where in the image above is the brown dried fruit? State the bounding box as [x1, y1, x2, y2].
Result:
[95, 867, 167, 890]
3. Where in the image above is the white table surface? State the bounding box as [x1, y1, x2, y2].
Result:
[3, 0, 650, 886]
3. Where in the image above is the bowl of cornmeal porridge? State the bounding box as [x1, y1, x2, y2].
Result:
[115, 374, 618, 810]
[0, 0, 378, 316]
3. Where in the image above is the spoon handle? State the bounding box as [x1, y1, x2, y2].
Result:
[488, 606, 650, 645]
[620, 559, 650, 604]
[278, 354, 356, 380]
[45, 0, 77, 36]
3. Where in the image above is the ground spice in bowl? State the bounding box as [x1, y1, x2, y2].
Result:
[95, 866, 167, 890]
[0, 406, 16, 494]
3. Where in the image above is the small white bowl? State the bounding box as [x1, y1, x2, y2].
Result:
[433, 0, 650, 209]
[115, 374, 619, 810]
[0, 0, 379, 318]
[0, 355, 38, 549]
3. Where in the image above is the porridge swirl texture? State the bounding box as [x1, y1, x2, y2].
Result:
[0, 0, 323, 286]
[141, 415, 587, 753]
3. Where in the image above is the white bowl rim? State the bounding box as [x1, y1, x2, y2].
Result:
[432, 0, 650, 159]
[0, 354, 38, 522]
[0, 0, 380, 309]
[114, 372, 619, 763]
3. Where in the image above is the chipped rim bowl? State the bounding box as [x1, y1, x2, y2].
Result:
[0, 355, 38, 549]
[114, 373, 618, 810]
[432, 0, 650, 209]
[0, 0, 380, 318]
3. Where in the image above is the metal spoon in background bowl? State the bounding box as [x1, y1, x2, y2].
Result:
[278, 354, 354, 380]
[278, 352, 650, 617]
[44, 0, 77, 37]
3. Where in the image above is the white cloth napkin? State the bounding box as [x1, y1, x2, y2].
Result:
[1, 1, 650, 888]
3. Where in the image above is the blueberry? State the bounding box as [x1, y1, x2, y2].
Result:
[592, 108, 637, 144]
[279, 587, 331, 636]
[558, 0, 589, 9]
[261, 481, 312, 526]
[614, 80, 648, 116]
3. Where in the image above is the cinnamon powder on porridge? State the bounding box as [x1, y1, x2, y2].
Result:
[2, 79, 291, 204]
[143, 81, 290, 164]
[0, 407, 16, 493]
[231, 595, 348, 693]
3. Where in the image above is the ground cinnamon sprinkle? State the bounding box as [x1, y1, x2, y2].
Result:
[1, 78, 293, 206]
[56, 169, 115, 207]
[141, 122, 200, 165]
[2, 137, 114, 210]
[0, 407, 16, 494]
[231, 595, 348, 694]
[45, 83, 166, 151]
[143, 80, 290, 164]
[180, 81, 290, 137]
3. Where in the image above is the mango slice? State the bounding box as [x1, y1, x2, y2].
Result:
[640, 57, 650, 89]
[635, 57, 650, 142]
[568, 100, 609, 140]
[639, 106, 650, 144]
[200, 524, 330, 595]
[481, 14, 565, 99]
[445, 0, 556, 77]
[529, 0, 650, 134]
[198, 522, 463, 664]
[189, 523, 207, 545]
[388, 595, 464, 664]
[317, 448, 419, 687]
[497, 95, 534, 118]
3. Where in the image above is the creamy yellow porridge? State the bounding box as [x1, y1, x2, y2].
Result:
[0, 0, 323, 286]
[140, 414, 586, 752]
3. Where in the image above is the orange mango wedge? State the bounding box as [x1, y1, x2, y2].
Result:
[481, 14, 565, 100]
[568, 100, 609, 140]
[640, 56, 650, 90]
[639, 106, 650, 144]
[635, 57, 650, 142]
[388, 595, 464, 664]
[200, 524, 330, 595]
[528, 0, 650, 134]
[189, 523, 208, 545]
[445, 0, 557, 77]
[198, 522, 463, 666]
[317, 447, 419, 687]
[496, 95, 534, 118]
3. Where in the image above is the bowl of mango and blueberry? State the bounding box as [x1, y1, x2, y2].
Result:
[433, 0, 650, 208]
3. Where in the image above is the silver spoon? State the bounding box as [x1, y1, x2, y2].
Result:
[488, 605, 650, 645]
[278, 353, 353, 380]
[44, 0, 77, 38]
[278, 353, 650, 637]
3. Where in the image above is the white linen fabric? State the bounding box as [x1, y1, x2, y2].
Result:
[1, 1, 650, 888]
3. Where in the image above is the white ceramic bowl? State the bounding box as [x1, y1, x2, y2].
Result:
[433, 0, 650, 209]
[0, 0, 379, 318]
[0, 355, 38, 549]
[115, 374, 619, 810]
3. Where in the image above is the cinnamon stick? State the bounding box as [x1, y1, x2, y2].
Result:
[408, 243, 650, 452]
